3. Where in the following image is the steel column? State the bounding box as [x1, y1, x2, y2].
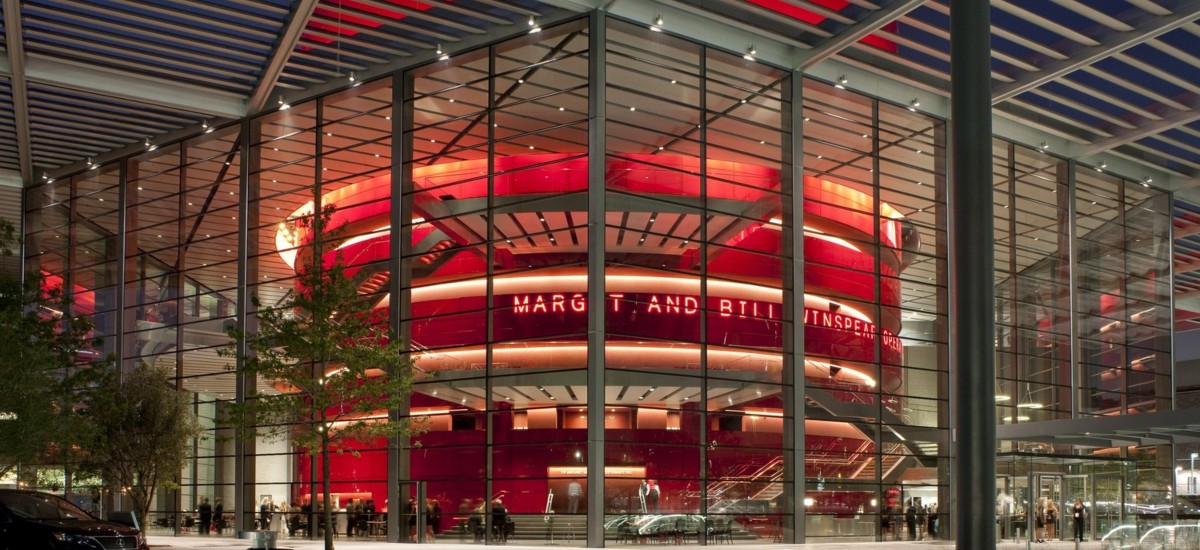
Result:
[784, 69, 806, 544]
[387, 70, 412, 544]
[950, 0, 995, 547]
[585, 11, 607, 548]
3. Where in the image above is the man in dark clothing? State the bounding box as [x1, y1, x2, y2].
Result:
[491, 499, 508, 542]
[214, 499, 225, 534]
[198, 498, 213, 536]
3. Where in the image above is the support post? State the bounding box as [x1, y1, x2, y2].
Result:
[950, 0, 995, 548]
[585, 10, 608, 549]
[784, 69, 805, 544]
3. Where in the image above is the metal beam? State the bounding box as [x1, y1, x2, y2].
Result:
[991, 0, 1200, 103]
[4, 0, 32, 183]
[795, 0, 928, 70]
[1075, 107, 1200, 158]
[247, 0, 319, 113]
[0, 55, 246, 118]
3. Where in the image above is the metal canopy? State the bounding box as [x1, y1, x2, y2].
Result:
[0, 0, 1190, 188]
[997, 407, 1200, 447]
[2, 1, 1199, 315]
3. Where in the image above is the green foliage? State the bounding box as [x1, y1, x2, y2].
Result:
[81, 363, 201, 530]
[0, 218, 104, 481]
[222, 206, 421, 549]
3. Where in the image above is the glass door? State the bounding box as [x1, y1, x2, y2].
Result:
[1062, 474, 1088, 541]
[1036, 474, 1062, 541]
[1094, 472, 1124, 541]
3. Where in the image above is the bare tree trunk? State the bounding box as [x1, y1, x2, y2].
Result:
[322, 431, 334, 550]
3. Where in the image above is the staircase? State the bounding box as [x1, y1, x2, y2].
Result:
[443, 513, 762, 543]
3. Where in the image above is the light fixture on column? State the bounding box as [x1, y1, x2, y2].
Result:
[1039, 141, 1050, 151]
[202, 119, 214, 133]
[1095, 161, 1107, 172]
[835, 75, 848, 89]
[144, 137, 157, 152]
[348, 71, 358, 85]
[650, 15, 663, 31]
[528, 16, 541, 34]
[278, 95, 291, 111]
[87, 157, 98, 170]
[742, 45, 756, 61]
[436, 44, 449, 61]
[908, 98, 920, 112]
[1142, 177, 1153, 187]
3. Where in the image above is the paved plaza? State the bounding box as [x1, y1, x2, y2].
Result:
[145, 534, 1108, 550]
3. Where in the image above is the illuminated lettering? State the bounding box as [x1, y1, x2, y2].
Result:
[611, 293, 624, 312]
[684, 297, 698, 314]
[532, 295, 547, 313]
[647, 296, 662, 313]
[665, 295, 680, 313]
[514, 295, 530, 313]
[719, 299, 733, 317]
[571, 293, 586, 312]
[552, 294, 566, 313]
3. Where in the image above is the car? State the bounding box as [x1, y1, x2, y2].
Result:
[0, 489, 148, 550]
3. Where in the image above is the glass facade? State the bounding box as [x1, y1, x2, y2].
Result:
[18, 13, 1173, 545]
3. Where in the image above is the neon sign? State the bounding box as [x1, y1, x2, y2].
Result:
[511, 293, 771, 318]
[509, 293, 903, 354]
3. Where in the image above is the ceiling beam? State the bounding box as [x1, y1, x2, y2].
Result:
[0, 55, 247, 119]
[1075, 105, 1200, 158]
[795, 0, 928, 70]
[3, 0, 32, 183]
[247, 0, 320, 113]
[991, 0, 1200, 104]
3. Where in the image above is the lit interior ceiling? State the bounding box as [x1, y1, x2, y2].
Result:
[7, 0, 1200, 349]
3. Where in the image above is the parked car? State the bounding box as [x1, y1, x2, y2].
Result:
[0, 489, 148, 550]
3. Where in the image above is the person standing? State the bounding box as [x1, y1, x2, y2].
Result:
[491, 498, 508, 542]
[1034, 497, 1046, 543]
[198, 498, 213, 536]
[567, 479, 583, 514]
[1071, 498, 1087, 541]
[259, 497, 273, 532]
[1045, 500, 1059, 540]
[213, 498, 225, 535]
[427, 499, 442, 541]
[646, 479, 660, 513]
[926, 503, 937, 540]
[905, 504, 917, 541]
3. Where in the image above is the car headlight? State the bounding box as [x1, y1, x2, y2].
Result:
[51, 531, 93, 545]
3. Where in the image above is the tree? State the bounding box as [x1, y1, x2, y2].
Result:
[81, 363, 201, 529]
[0, 218, 100, 482]
[223, 206, 422, 550]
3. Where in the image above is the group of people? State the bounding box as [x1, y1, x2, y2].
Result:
[195, 497, 225, 535]
[463, 497, 511, 543]
[880, 502, 938, 541]
[404, 496, 443, 541]
[1032, 497, 1087, 543]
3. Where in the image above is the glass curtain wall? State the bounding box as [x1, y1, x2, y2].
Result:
[992, 143, 1173, 539]
[401, 18, 592, 543]
[248, 77, 396, 533]
[24, 12, 1186, 547]
[801, 79, 949, 542]
[993, 142, 1172, 428]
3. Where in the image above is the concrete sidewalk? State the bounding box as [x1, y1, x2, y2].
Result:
[146, 534, 1104, 549]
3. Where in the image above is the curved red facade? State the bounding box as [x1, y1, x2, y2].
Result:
[284, 154, 914, 518]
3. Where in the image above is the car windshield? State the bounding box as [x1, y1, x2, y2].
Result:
[0, 493, 92, 521]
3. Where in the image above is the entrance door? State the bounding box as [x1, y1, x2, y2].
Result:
[1094, 472, 1123, 540]
[1036, 474, 1063, 541]
[1062, 475, 1088, 541]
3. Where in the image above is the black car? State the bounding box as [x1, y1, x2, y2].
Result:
[0, 489, 148, 550]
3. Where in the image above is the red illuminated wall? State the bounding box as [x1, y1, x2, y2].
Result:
[286, 154, 915, 514]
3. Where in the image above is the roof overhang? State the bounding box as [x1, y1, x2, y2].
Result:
[998, 409, 1200, 448]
